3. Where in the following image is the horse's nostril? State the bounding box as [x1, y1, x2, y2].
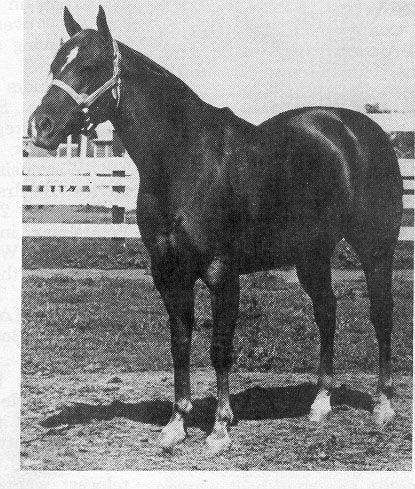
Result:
[38, 116, 54, 135]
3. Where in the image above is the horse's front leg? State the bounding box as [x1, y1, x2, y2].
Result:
[153, 268, 196, 452]
[205, 261, 240, 454]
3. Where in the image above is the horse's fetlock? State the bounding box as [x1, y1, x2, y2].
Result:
[174, 399, 193, 415]
[217, 404, 234, 424]
[377, 383, 394, 400]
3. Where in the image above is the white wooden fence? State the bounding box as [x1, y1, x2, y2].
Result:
[23, 152, 140, 238]
[23, 157, 139, 207]
[22, 115, 414, 240]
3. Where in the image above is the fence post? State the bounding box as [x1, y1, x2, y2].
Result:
[80, 135, 87, 158]
[112, 169, 126, 245]
[67, 134, 72, 157]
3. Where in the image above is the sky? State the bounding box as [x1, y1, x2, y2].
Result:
[24, 0, 415, 126]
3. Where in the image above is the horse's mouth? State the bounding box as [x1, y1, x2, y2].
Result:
[30, 122, 81, 150]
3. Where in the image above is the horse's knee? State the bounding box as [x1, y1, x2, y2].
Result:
[204, 258, 232, 293]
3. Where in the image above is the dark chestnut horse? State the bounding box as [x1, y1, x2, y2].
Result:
[29, 7, 403, 454]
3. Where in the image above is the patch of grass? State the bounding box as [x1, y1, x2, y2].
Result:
[331, 239, 413, 269]
[22, 236, 413, 271]
[23, 205, 137, 224]
[22, 237, 150, 270]
[22, 273, 413, 376]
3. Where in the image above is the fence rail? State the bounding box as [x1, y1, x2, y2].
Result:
[22, 115, 415, 240]
[22, 158, 414, 240]
[22, 156, 138, 175]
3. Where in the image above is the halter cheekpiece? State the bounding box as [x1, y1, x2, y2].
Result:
[51, 39, 121, 135]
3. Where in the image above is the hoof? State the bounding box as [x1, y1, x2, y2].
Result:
[206, 432, 232, 455]
[373, 393, 395, 426]
[373, 404, 395, 426]
[158, 423, 186, 453]
[309, 390, 331, 423]
[309, 406, 331, 423]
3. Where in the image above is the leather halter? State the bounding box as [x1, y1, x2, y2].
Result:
[50, 39, 121, 135]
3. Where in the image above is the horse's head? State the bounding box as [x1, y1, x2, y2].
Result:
[28, 6, 120, 149]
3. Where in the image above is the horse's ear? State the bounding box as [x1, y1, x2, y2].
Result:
[96, 5, 112, 42]
[64, 6, 82, 37]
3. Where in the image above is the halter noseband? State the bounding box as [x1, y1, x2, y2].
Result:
[50, 39, 121, 135]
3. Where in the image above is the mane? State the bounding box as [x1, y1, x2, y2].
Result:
[118, 41, 197, 95]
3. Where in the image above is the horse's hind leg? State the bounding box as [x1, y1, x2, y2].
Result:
[345, 233, 397, 425]
[296, 241, 337, 423]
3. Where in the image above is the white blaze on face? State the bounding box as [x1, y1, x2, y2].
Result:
[59, 46, 79, 73]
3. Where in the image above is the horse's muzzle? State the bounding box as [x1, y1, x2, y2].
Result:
[28, 112, 59, 150]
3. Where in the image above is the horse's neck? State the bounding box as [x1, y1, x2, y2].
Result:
[110, 75, 209, 189]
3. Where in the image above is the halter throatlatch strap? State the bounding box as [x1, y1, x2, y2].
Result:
[50, 39, 121, 134]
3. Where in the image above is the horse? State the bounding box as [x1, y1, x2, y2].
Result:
[28, 7, 403, 454]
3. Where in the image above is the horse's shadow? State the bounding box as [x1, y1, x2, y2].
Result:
[40, 382, 374, 433]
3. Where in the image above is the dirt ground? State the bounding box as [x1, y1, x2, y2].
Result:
[21, 371, 412, 470]
[21, 266, 413, 471]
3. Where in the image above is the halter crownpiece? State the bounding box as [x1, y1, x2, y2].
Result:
[50, 39, 121, 135]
